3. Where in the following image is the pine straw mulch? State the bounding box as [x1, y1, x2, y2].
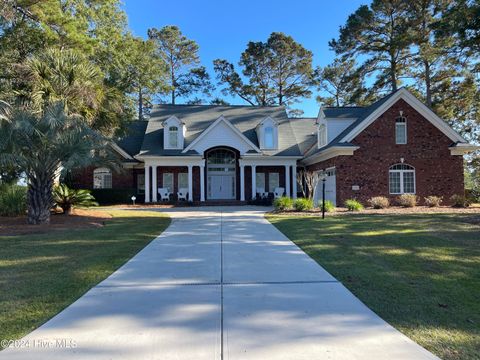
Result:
[270, 205, 480, 217]
[0, 209, 112, 236]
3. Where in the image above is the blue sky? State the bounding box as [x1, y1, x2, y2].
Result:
[123, 0, 367, 117]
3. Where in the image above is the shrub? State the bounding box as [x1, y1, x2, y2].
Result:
[273, 196, 294, 211]
[344, 199, 364, 211]
[0, 184, 27, 216]
[293, 198, 314, 211]
[397, 194, 418, 207]
[424, 196, 443, 207]
[53, 184, 98, 214]
[319, 200, 335, 212]
[450, 194, 470, 208]
[368, 196, 390, 209]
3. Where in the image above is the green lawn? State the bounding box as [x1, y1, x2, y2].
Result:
[0, 210, 170, 346]
[267, 213, 480, 360]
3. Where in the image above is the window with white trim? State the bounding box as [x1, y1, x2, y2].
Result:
[163, 173, 174, 192]
[264, 127, 274, 149]
[395, 116, 407, 144]
[256, 173, 265, 190]
[318, 124, 327, 148]
[389, 164, 415, 194]
[178, 173, 188, 189]
[269, 172, 280, 192]
[168, 126, 178, 148]
[93, 168, 112, 189]
[137, 174, 145, 194]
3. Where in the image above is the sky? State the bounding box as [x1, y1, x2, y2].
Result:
[123, 0, 367, 117]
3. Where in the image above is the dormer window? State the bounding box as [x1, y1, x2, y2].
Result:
[318, 124, 327, 148]
[264, 127, 274, 149]
[163, 116, 185, 149]
[395, 115, 407, 144]
[257, 117, 278, 150]
[168, 126, 178, 148]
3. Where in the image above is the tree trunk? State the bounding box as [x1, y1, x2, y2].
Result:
[27, 172, 54, 224]
[138, 87, 143, 120]
[424, 60, 432, 107]
[390, 59, 398, 92]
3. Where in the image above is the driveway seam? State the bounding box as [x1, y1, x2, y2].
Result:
[220, 210, 224, 360]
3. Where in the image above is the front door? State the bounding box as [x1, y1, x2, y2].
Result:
[209, 175, 235, 199]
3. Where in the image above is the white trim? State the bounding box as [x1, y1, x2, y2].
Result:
[449, 144, 480, 155]
[302, 146, 359, 166]
[395, 116, 407, 145]
[389, 164, 416, 195]
[341, 88, 466, 143]
[183, 115, 261, 154]
[239, 158, 298, 167]
[110, 143, 134, 160]
[163, 116, 185, 150]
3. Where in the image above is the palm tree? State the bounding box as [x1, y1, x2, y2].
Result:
[0, 102, 109, 224]
[53, 184, 98, 215]
[19, 48, 104, 126]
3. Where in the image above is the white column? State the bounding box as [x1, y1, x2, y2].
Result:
[285, 165, 291, 198]
[251, 165, 256, 200]
[240, 164, 245, 201]
[152, 165, 158, 202]
[200, 165, 205, 202]
[144, 165, 150, 203]
[292, 164, 297, 199]
[188, 165, 193, 202]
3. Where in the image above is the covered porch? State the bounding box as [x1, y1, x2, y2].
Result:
[141, 154, 300, 204]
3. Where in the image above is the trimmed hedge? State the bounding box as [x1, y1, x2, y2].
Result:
[91, 188, 142, 205]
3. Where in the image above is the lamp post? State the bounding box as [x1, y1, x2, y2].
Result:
[131, 195, 136, 206]
[317, 172, 327, 219]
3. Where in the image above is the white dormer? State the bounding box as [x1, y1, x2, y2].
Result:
[163, 116, 186, 150]
[256, 117, 278, 150]
[318, 123, 327, 148]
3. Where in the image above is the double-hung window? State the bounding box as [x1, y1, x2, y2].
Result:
[168, 126, 178, 148]
[269, 173, 280, 192]
[163, 173, 174, 193]
[93, 168, 112, 189]
[395, 116, 407, 144]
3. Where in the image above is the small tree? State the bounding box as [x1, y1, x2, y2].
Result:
[0, 102, 110, 224]
[296, 169, 319, 199]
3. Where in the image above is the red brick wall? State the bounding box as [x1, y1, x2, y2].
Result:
[307, 99, 464, 206]
[70, 166, 137, 189]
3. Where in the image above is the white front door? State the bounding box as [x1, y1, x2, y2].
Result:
[209, 175, 235, 200]
[313, 168, 336, 206]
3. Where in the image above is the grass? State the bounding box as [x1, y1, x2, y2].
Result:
[267, 213, 480, 360]
[0, 210, 170, 346]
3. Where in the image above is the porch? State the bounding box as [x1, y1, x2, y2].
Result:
[141, 149, 299, 203]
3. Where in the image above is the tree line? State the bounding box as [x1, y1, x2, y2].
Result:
[0, 0, 479, 223]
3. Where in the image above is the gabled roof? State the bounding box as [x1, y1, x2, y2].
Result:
[137, 104, 303, 157]
[183, 115, 261, 153]
[305, 88, 467, 160]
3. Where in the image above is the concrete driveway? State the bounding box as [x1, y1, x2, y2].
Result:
[1, 207, 438, 359]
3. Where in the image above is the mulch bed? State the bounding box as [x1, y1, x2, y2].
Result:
[0, 209, 112, 236]
[271, 205, 480, 217]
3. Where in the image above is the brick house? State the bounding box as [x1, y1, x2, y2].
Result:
[71, 88, 477, 206]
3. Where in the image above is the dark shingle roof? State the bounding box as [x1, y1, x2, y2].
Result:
[138, 104, 302, 157]
[116, 121, 148, 158]
[289, 118, 318, 155]
[322, 107, 366, 119]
